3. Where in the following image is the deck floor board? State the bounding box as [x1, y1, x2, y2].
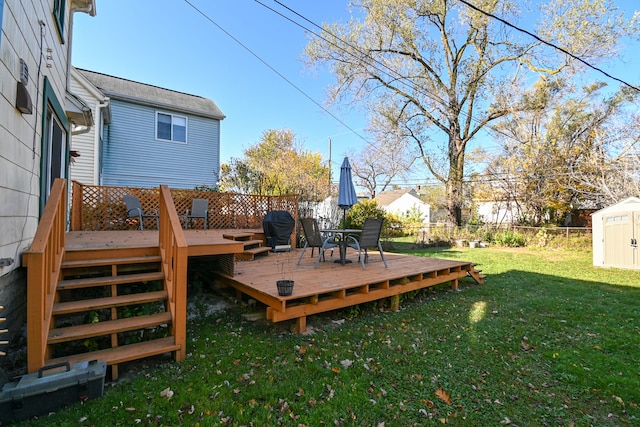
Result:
[63, 229, 483, 332]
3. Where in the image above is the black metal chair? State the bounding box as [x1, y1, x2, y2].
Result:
[297, 217, 338, 268]
[184, 198, 209, 229]
[347, 218, 388, 269]
[123, 195, 158, 230]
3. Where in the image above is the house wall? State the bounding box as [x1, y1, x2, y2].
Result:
[477, 201, 520, 224]
[383, 194, 430, 224]
[101, 99, 221, 189]
[0, 0, 73, 342]
[69, 69, 106, 185]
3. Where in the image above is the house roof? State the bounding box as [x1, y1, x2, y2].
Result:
[375, 188, 422, 207]
[77, 69, 225, 120]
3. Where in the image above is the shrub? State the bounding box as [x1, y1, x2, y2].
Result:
[493, 230, 527, 247]
[344, 199, 404, 237]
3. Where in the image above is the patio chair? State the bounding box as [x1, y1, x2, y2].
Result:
[297, 217, 338, 268]
[347, 217, 388, 269]
[124, 194, 158, 230]
[184, 198, 209, 229]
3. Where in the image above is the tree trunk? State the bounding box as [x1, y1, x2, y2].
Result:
[446, 136, 465, 227]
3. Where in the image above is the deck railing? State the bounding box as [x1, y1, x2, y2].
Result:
[23, 178, 67, 373]
[71, 181, 299, 231]
[158, 185, 188, 362]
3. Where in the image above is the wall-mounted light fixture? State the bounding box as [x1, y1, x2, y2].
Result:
[16, 58, 32, 114]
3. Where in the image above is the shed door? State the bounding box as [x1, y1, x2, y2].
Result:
[602, 212, 638, 268]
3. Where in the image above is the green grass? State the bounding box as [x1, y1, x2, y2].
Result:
[18, 247, 640, 426]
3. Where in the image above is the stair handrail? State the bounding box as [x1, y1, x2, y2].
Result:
[23, 178, 67, 373]
[158, 185, 188, 362]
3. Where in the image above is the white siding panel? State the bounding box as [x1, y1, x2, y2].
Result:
[1, 0, 72, 271]
[69, 76, 100, 185]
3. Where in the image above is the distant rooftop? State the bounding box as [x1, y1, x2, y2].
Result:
[375, 188, 421, 206]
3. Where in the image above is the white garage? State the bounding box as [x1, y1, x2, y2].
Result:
[592, 197, 640, 269]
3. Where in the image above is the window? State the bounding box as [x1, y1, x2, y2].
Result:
[156, 112, 187, 143]
[53, 0, 66, 43]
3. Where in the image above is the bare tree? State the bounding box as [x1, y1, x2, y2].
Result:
[481, 83, 639, 224]
[349, 121, 417, 197]
[304, 0, 638, 226]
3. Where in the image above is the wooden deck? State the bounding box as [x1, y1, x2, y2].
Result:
[216, 247, 484, 333]
[63, 229, 484, 333]
[65, 229, 249, 256]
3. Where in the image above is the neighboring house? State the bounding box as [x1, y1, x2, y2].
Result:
[73, 69, 225, 189]
[375, 189, 430, 224]
[0, 0, 96, 345]
[476, 199, 520, 224]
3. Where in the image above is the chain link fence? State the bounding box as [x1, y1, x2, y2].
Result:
[385, 223, 593, 249]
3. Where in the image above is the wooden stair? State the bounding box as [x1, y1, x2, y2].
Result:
[223, 232, 271, 261]
[45, 246, 180, 380]
[467, 265, 486, 285]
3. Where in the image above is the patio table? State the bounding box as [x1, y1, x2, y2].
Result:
[322, 228, 361, 265]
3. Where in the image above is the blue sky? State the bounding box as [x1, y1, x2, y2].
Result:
[72, 0, 639, 185]
[72, 0, 366, 180]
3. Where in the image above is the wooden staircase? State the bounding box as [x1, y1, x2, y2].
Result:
[44, 246, 181, 380]
[223, 232, 272, 261]
[467, 265, 486, 285]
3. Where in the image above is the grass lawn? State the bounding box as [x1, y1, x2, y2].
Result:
[16, 246, 640, 426]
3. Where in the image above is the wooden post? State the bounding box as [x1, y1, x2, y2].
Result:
[70, 180, 83, 230]
[292, 316, 307, 334]
[389, 295, 400, 312]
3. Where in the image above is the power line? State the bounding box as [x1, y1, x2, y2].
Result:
[457, 0, 640, 93]
[181, 0, 371, 145]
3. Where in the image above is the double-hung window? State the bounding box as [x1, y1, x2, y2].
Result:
[156, 112, 187, 143]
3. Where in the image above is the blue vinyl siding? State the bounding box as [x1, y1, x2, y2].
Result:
[101, 100, 220, 189]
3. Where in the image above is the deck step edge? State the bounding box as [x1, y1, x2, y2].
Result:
[62, 255, 162, 269]
[46, 336, 180, 367]
[53, 290, 168, 315]
[48, 312, 172, 344]
[58, 271, 165, 290]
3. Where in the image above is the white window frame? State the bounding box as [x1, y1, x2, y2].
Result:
[155, 111, 188, 144]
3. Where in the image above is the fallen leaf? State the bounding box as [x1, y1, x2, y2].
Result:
[435, 386, 451, 404]
[521, 340, 532, 351]
[160, 387, 173, 399]
[340, 359, 353, 368]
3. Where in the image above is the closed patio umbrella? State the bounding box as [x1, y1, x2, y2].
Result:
[338, 157, 358, 226]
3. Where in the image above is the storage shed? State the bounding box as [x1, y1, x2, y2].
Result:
[592, 197, 640, 269]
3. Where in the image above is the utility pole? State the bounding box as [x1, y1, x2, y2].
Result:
[328, 137, 332, 190]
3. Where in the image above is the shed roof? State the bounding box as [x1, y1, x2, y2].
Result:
[592, 196, 640, 216]
[77, 69, 225, 120]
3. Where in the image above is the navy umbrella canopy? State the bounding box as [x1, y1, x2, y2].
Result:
[338, 157, 358, 225]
